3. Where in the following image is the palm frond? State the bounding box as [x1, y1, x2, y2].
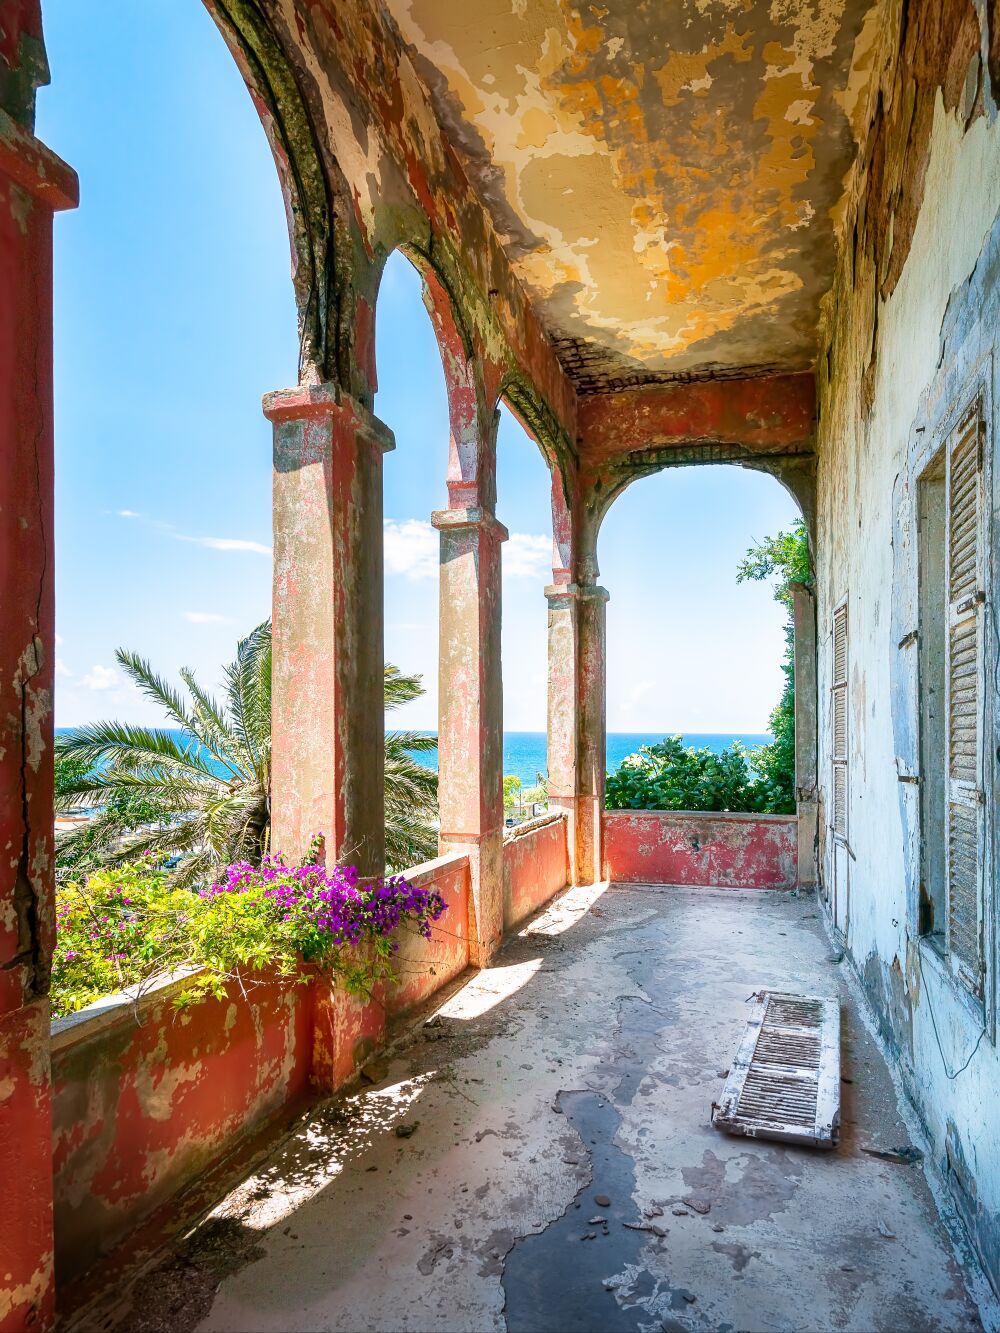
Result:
[55, 723, 221, 781]
[385, 728, 438, 754]
[178, 667, 241, 777]
[384, 664, 425, 712]
[224, 620, 272, 782]
[115, 649, 197, 733]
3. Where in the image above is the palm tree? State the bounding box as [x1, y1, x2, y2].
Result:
[383, 665, 439, 870]
[55, 622, 438, 883]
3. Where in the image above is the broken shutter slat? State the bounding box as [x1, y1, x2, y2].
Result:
[712, 990, 841, 1149]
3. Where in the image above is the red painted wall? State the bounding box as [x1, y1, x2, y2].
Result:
[0, 75, 78, 1333]
[603, 811, 798, 890]
[51, 853, 472, 1290]
[312, 853, 471, 1088]
[503, 815, 570, 931]
[385, 854, 470, 1019]
[51, 973, 315, 1289]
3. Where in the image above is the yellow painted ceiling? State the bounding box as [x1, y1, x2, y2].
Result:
[383, 0, 881, 388]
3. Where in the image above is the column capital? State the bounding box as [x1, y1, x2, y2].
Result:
[0, 107, 78, 210]
[262, 382, 395, 453]
[544, 582, 610, 606]
[431, 506, 509, 542]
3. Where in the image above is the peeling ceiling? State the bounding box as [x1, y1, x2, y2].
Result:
[382, 0, 881, 390]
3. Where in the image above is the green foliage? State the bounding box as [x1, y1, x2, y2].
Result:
[736, 521, 811, 612]
[55, 751, 172, 875]
[55, 623, 274, 886]
[55, 624, 439, 882]
[52, 861, 199, 1015]
[502, 774, 522, 811]
[605, 736, 769, 812]
[605, 521, 810, 816]
[736, 518, 811, 815]
[383, 665, 439, 869]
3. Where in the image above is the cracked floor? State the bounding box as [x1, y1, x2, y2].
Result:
[115, 883, 988, 1333]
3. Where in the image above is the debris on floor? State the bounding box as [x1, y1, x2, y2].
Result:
[712, 989, 841, 1148]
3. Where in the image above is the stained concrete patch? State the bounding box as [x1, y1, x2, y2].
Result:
[99, 885, 985, 1333]
[680, 1146, 804, 1227]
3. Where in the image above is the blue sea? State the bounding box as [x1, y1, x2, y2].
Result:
[416, 731, 772, 786]
[57, 728, 770, 788]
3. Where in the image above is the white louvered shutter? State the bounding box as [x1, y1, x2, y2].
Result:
[945, 405, 985, 995]
[832, 604, 848, 839]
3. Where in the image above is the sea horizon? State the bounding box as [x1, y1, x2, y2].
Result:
[409, 730, 773, 786]
[55, 727, 772, 789]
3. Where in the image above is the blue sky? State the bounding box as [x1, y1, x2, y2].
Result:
[37, 0, 798, 736]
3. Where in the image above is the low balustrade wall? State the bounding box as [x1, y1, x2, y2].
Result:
[503, 812, 570, 931]
[51, 819, 570, 1292]
[603, 809, 798, 890]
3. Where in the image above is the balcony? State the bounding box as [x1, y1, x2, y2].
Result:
[60, 861, 985, 1332]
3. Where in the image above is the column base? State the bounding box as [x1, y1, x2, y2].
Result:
[548, 794, 603, 886]
[796, 798, 819, 889]
[440, 828, 504, 966]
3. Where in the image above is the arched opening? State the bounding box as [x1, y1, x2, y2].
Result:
[38, 0, 297, 873]
[598, 463, 805, 802]
[496, 399, 555, 822]
[374, 247, 449, 868]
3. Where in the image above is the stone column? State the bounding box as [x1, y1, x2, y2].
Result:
[0, 102, 77, 1332]
[577, 584, 609, 884]
[432, 506, 507, 965]
[792, 580, 818, 888]
[546, 583, 609, 885]
[265, 383, 394, 878]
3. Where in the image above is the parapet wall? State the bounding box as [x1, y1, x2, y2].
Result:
[603, 810, 798, 890]
[52, 851, 474, 1291]
[50, 833, 569, 1295]
[503, 813, 570, 931]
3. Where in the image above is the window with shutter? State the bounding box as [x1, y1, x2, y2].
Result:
[945, 405, 985, 996]
[831, 603, 848, 841]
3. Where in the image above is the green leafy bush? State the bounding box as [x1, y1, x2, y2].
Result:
[606, 521, 810, 816]
[605, 736, 769, 812]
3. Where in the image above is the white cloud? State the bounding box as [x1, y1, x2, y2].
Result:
[383, 518, 438, 580]
[383, 519, 551, 583]
[176, 535, 271, 555]
[504, 532, 552, 580]
[183, 611, 229, 624]
[111, 508, 269, 555]
[55, 658, 72, 678]
[81, 664, 119, 691]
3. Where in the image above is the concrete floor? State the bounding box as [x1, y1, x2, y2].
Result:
[121, 884, 990, 1333]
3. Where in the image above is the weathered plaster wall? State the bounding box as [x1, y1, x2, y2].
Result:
[575, 373, 817, 567]
[51, 972, 314, 1290]
[815, 0, 1000, 1289]
[502, 814, 569, 931]
[0, 5, 77, 1326]
[384, 853, 471, 1019]
[603, 811, 798, 890]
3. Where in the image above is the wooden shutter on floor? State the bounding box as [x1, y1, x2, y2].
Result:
[946, 403, 985, 995]
[832, 604, 849, 839]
